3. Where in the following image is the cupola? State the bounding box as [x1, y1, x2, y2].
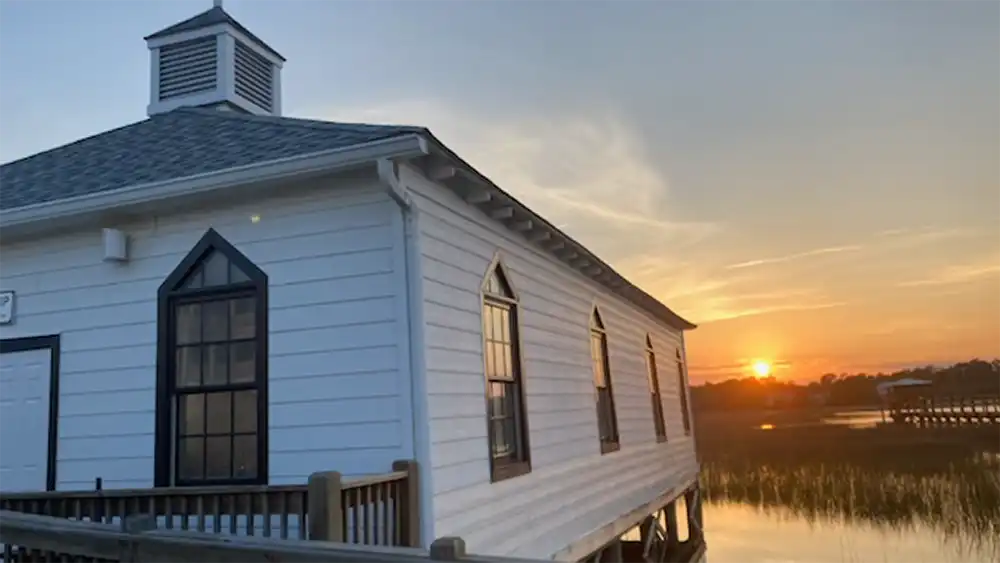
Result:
[144, 0, 284, 117]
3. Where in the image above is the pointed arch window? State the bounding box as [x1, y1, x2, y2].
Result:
[645, 335, 668, 442]
[481, 260, 531, 481]
[591, 308, 619, 454]
[677, 350, 692, 435]
[155, 229, 268, 487]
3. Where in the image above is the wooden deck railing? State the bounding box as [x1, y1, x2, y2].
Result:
[0, 510, 548, 563]
[889, 394, 1000, 425]
[0, 460, 419, 562]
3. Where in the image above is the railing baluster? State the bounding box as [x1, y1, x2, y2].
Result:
[0, 462, 420, 558]
[261, 491, 271, 537]
[180, 495, 189, 530]
[227, 494, 237, 535]
[372, 483, 385, 545]
[196, 495, 206, 532]
[212, 494, 222, 534]
[244, 493, 255, 536]
[297, 490, 307, 541]
[347, 487, 357, 544]
[278, 493, 289, 539]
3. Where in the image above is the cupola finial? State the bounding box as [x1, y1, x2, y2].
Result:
[213, 0, 223, 8]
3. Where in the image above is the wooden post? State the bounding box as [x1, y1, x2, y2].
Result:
[685, 485, 704, 543]
[638, 514, 655, 559]
[664, 501, 679, 547]
[392, 460, 421, 547]
[609, 538, 623, 563]
[430, 537, 466, 560]
[94, 478, 105, 524]
[119, 514, 156, 562]
[307, 471, 343, 542]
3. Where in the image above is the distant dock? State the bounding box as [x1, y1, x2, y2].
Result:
[888, 395, 1000, 425]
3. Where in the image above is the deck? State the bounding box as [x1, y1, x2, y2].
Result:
[888, 394, 1000, 425]
[1, 460, 707, 562]
[1, 461, 422, 561]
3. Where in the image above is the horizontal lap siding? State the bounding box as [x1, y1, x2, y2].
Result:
[402, 165, 698, 559]
[0, 180, 412, 490]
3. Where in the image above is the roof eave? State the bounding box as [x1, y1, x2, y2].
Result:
[417, 133, 697, 332]
[0, 127, 697, 331]
[0, 133, 426, 241]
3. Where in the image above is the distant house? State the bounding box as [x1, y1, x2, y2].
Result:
[875, 378, 933, 400]
[0, 3, 702, 560]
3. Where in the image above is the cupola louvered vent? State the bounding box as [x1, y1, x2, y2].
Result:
[157, 36, 219, 101]
[233, 40, 273, 112]
[146, 3, 283, 117]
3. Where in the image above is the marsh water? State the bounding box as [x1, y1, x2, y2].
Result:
[696, 408, 1000, 563]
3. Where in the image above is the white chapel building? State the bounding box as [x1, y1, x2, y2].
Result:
[0, 3, 704, 561]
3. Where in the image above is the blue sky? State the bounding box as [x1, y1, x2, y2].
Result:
[1, 0, 997, 381]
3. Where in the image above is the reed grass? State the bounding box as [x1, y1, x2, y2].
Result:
[695, 410, 1000, 560]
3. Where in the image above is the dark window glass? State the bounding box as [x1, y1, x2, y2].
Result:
[646, 337, 667, 441]
[175, 304, 201, 345]
[677, 352, 692, 434]
[178, 249, 256, 291]
[201, 251, 230, 287]
[591, 309, 619, 454]
[165, 236, 264, 485]
[482, 264, 529, 480]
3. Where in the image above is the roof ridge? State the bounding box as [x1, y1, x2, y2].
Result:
[173, 107, 426, 136]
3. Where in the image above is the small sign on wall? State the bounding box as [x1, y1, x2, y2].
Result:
[0, 291, 14, 325]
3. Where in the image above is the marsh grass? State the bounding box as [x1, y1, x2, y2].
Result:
[696, 409, 1000, 560]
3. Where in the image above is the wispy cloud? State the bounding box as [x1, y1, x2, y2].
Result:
[725, 227, 981, 272]
[316, 100, 989, 332]
[876, 226, 981, 248]
[611, 249, 847, 323]
[897, 256, 1000, 288]
[318, 99, 731, 324]
[699, 300, 848, 323]
[319, 100, 719, 252]
[671, 282, 847, 323]
[863, 321, 975, 338]
[725, 245, 862, 270]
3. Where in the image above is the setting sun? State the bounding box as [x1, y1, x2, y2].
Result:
[752, 361, 772, 378]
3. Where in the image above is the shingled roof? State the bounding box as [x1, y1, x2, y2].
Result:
[0, 108, 423, 210]
[0, 107, 696, 330]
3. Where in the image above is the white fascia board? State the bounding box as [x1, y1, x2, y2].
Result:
[0, 134, 428, 236]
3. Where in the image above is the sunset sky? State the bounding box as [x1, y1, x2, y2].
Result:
[1, 1, 997, 383]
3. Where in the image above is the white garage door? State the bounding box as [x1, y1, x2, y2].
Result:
[0, 346, 53, 492]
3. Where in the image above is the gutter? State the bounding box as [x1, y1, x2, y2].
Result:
[0, 133, 427, 236]
[377, 159, 436, 547]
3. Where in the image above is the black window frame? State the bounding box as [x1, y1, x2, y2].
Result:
[676, 350, 692, 435]
[590, 307, 620, 454]
[154, 228, 269, 487]
[481, 260, 532, 482]
[645, 335, 668, 442]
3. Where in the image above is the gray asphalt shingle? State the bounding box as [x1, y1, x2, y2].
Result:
[0, 107, 424, 211]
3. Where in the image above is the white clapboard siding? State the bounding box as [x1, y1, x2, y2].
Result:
[0, 177, 414, 490]
[401, 164, 699, 560]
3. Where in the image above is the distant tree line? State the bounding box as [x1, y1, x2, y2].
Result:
[691, 358, 1000, 412]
